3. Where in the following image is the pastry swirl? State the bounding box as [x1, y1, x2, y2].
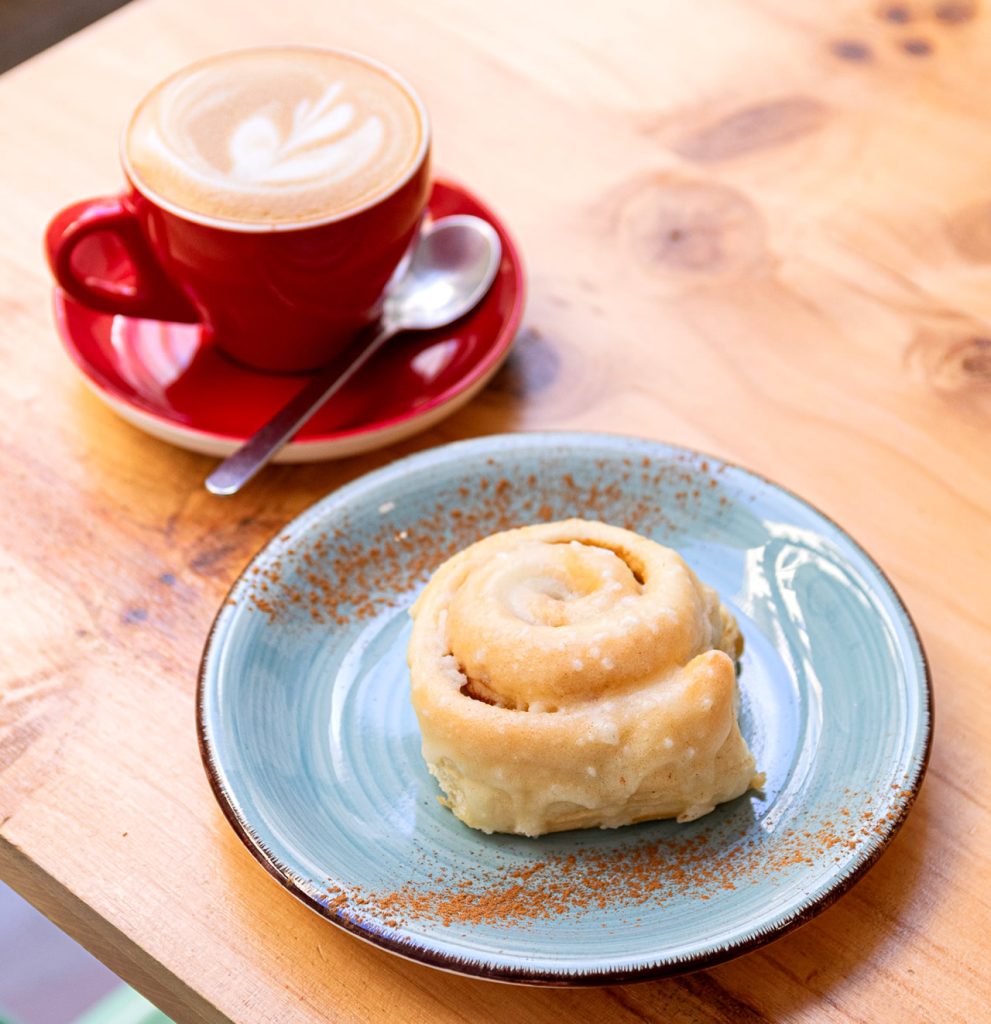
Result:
[407, 519, 760, 836]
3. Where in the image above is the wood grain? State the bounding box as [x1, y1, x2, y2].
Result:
[1, 0, 989, 1020]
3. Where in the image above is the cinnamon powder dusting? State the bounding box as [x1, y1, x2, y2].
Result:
[241, 454, 732, 626]
[319, 781, 915, 932]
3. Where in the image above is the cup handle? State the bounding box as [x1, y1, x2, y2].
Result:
[44, 195, 199, 322]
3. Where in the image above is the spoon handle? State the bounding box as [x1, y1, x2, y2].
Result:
[205, 323, 397, 496]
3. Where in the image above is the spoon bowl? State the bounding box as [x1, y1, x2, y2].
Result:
[385, 215, 502, 331]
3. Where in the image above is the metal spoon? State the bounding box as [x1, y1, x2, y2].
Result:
[205, 215, 502, 495]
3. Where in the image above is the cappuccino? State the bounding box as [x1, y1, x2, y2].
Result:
[124, 47, 427, 228]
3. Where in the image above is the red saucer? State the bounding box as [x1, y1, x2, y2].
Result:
[52, 180, 524, 461]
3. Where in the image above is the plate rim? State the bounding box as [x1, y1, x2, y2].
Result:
[66, 353, 509, 462]
[197, 430, 933, 985]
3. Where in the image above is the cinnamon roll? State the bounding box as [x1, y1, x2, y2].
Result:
[407, 519, 760, 837]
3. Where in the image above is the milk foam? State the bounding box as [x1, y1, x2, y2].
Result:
[125, 49, 426, 227]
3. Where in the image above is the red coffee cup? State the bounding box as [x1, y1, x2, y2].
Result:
[45, 47, 432, 373]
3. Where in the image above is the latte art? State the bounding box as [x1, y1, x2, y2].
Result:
[226, 84, 384, 188]
[125, 49, 426, 227]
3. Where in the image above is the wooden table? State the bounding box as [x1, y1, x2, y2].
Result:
[2, 0, 988, 1020]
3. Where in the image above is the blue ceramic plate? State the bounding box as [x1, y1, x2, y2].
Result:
[198, 433, 931, 984]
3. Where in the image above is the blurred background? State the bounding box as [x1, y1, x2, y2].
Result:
[0, 884, 119, 1023]
[1, 8, 170, 1022]
[0, 0, 128, 74]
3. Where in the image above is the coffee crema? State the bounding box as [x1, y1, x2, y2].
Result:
[124, 48, 427, 228]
